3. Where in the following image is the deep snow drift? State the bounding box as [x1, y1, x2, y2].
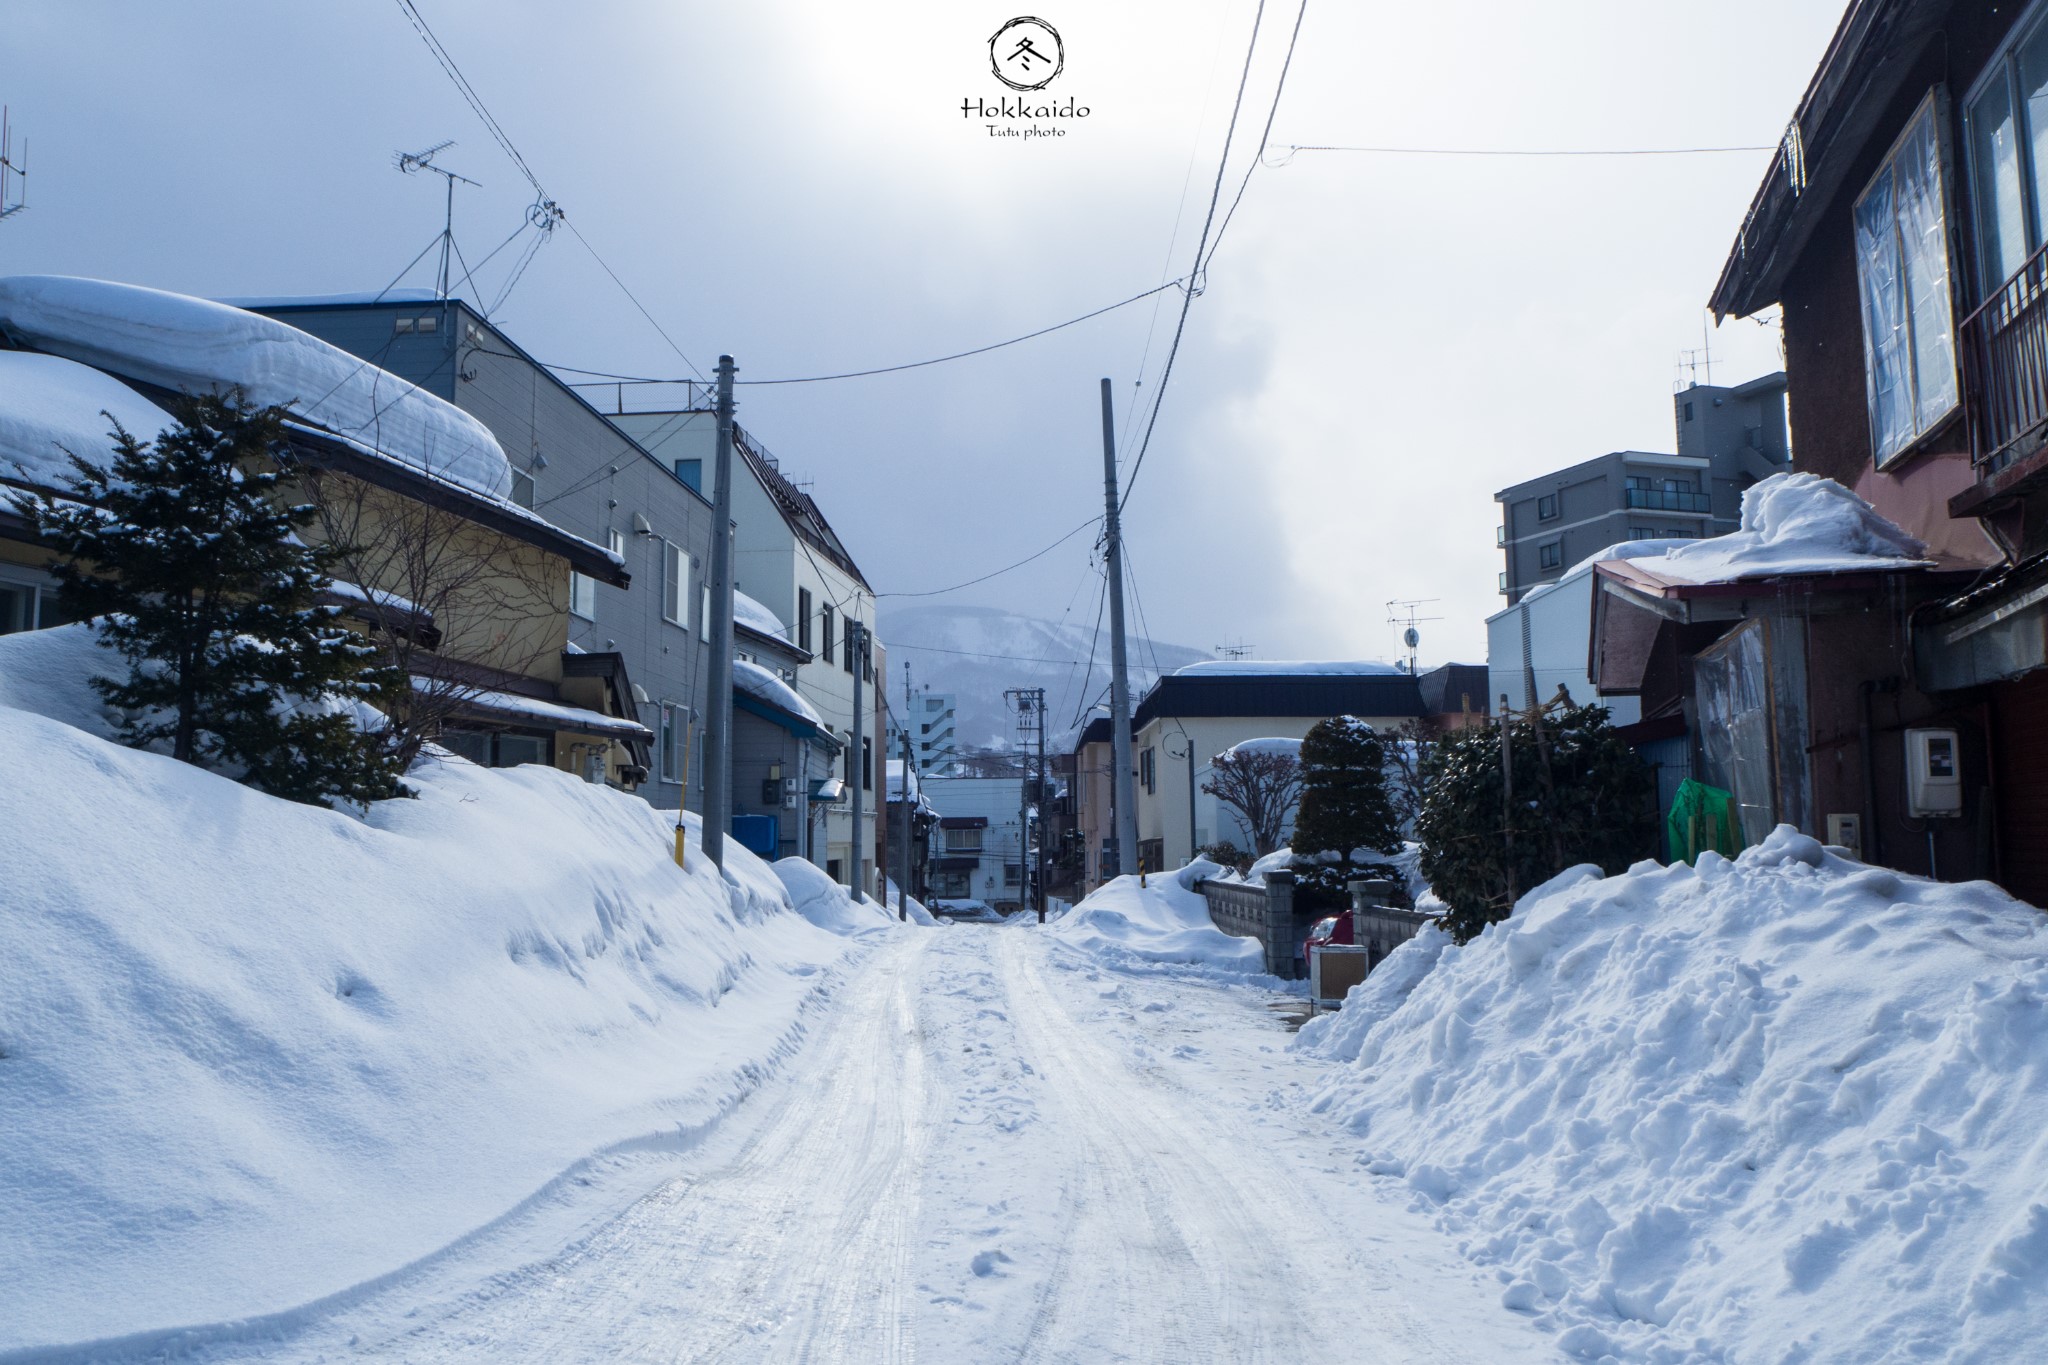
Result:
[1044, 861, 1270, 978]
[0, 627, 914, 1355]
[1296, 829, 2048, 1362]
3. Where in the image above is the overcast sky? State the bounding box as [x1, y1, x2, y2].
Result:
[5, 1, 1844, 665]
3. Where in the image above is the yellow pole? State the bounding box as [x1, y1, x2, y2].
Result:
[673, 719, 693, 869]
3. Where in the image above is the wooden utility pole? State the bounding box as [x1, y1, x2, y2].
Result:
[702, 356, 737, 868]
[1101, 379, 1140, 880]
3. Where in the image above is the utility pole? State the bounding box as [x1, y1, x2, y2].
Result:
[1036, 695, 1048, 920]
[848, 619, 866, 900]
[899, 725, 915, 920]
[701, 355, 738, 869]
[1100, 378, 1140, 880]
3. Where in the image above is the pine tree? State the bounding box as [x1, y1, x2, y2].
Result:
[1416, 699, 1656, 944]
[1290, 715, 1404, 907]
[22, 391, 407, 807]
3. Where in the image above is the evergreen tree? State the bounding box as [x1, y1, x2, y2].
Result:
[21, 391, 407, 807]
[1416, 699, 1656, 944]
[1290, 715, 1404, 907]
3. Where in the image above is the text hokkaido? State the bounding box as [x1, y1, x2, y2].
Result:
[961, 97, 1092, 119]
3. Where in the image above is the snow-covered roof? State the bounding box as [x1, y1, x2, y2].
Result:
[214, 290, 440, 309]
[0, 350, 176, 490]
[1609, 473, 1932, 588]
[1512, 538, 1699, 609]
[0, 277, 514, 501]
[734, 658, 821, 726]
[1173, 660, 1404, 678]
[1220, 736, 1304, 761]
[734, 591, 791, 644]
[425, 680, 651, 740]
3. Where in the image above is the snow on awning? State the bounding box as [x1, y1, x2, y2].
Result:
[0, 276, 514, 501]
[734, 658, 820, 726]
[422, 680, 651, 740]
[734, 590, 792, 644]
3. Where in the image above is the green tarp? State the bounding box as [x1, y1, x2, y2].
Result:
[1668, 779, 1743, 865]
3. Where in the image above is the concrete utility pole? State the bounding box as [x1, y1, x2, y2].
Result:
[899, 725, 915, 920]
[702, 355, 738, 869]
[1100, 378, 1140, 880]
[848, 619, 866, 900]
[1036, 693, 1048, 921]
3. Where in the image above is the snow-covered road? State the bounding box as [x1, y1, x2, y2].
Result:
[186, 926, 1548, 1364]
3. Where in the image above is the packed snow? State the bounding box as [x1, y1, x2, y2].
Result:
[1619, 471, 1932, 585]
[0, 349, 176, 490]
[0, 625, 918, 1357]
[772, 856, 937, 933]
[1044, 860, 1272, 978]
[733, 656, 821, 725]
[0, 276, 514, 500]
[1294, 828, 2048, 1361]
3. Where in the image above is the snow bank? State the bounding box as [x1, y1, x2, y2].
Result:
[0, 631, 886, 1355]
[1296, 828, 2048, 1361]
[772, 857, 931, 934]
[735, 657, 820, 725]
[1045, 860, 1271, 978]
[0, 276, 514, 500]
[1622, 472, 1931, 585]
[0, 349, 177, 490]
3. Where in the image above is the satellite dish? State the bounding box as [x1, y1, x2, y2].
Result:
[1404, 626, 1420, 649]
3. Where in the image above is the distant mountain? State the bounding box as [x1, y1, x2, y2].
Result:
[876, 604, 1212, 755]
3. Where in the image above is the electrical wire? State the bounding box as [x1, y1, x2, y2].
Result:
[1118, 0, 1269, 512]
[876, 516, 1102, 599]
[1272, 141, 1776, 158]
[890, 642, 1086, 666]
[1203, 0, 1309, 273]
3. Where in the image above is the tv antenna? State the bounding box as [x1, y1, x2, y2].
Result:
[0, 107, 28, 224]
[1214, 638, 1254, 660]
[395, 141, 481, 300]
[1386, 599, 1442, 675]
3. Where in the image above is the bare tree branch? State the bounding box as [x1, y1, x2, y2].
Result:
[1200, 749, 1305, 857]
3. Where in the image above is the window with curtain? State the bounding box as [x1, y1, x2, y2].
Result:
[1854, 94, 1960, 467]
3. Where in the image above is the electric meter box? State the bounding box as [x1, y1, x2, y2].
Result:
[1904, 728, 1963, 818]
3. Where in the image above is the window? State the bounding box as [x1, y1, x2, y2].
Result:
[844, 620, 857, 674]
[607, 528, 626, 560]
[944, 826, 983, 852]
[926, 697, 943, 712]
[1966, 17, 2048, 296]
[798, 588, 813, 651]
[700, 585, 710, 642]
[1684, 401, 1696, 421]
[1141, 747, 1156, 794]
[1538, 542, 1563, 570]
[674, 458, 702, 493]
[1004, 863, 1022, 886]
[1626, 474, 1652, 491]
[416, 314, 439, 334]
[862, 737, 873, 791]
[821, 605, 835, 664]
[569, 571, 596, 620]
[661, 542, 687, 626]
[1628, 526, 1657, 540]
[658, 702, 687, 784]
[1663, 527, 1693, 539]
[510, 469, 535, 509]
[1537, 493, 1560, 520]
[1854, 94, 1960, 466]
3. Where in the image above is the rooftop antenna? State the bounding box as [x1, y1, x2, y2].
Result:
[0, 107, 27, 224]
[395, 141, 481, 300]
[1386, 599, 1442, 676]
[1214, 638, 1254, 660]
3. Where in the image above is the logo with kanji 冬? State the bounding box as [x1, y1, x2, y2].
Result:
[989, 17, 1064, 92]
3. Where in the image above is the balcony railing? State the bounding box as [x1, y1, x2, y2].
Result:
[1962, 236, 2048, 476]
[1624, 487, 1711, 513]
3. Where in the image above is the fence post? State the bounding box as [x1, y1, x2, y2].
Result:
[1264, 868, 1296, 978]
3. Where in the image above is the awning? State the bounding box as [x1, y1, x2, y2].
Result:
[425, 680, 652, 741]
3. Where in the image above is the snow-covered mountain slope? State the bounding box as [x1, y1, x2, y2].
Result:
[1295, 830, 2048, 1362]
[0, 626, 915, 1356]
[877, 603, 1210, 752]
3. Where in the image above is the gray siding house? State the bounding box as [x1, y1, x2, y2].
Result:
[245, 295, 719, 812]
[1496, 373, 1790, 605]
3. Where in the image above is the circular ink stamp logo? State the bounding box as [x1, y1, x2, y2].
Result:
[989, 17, 1064, 92]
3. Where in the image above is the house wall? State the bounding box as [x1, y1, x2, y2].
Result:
[1487, 570, 1644, 723]
[920, 775, 1027, 909]
[1499, 451, 1730, 603]
[252, 302, 720, 812]
[1073, 734, 1116, 892]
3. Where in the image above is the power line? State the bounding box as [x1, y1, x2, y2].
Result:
[1272, 141, 1775, 159]
[1204, 0, 1309, 273]
[876, 516, 1102, 599]
[890, 642, 1085, 666]
[1119, 0, 1270, 513]
[535, 279, 1187, 389]
[562, 219, 708, 381]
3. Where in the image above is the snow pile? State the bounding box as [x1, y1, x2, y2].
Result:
[0, 629, 886, 1356]
[772, 857, 932, 934]
[734, 589, 790, 643]
[0, 349, 177, 490]
[1519, 538, 1698, 605]
[1046, 861, 1270, 977]
[1295, 829, 2048, 1362]
[1219, 735, 1303, 761]
[0, 276, 514, 500]
[734, 657, 820, 725]
[1623, 472, 1931, 585]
